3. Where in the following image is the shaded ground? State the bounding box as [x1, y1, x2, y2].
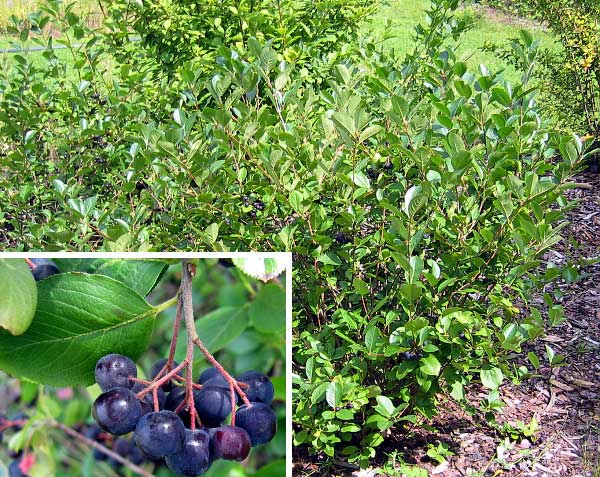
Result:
[293, 173, 600, 477]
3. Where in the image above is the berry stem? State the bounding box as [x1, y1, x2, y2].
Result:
[192, 336, 251, 407]
[52, 420, 156, 477]
[179, 259, 252, 408]
[172, 374, 202, 389]
[24, 258, 35, 269]
[136, 360, 188, 398]
[0, 418, 27, 433]
[166, 296, 183, 369]
[181, 260, 199, 429]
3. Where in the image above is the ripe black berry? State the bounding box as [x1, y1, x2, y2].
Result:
[165, 429, 212, 476]
[333, 232, 351, 245]
[95, 354, 137, 391]
[92, 387, 142, 435]
[235, 403, 277, 446]
[253, 200, 265, 211]
[236, 371, 274, 405]
[198, 367, 221, 384]
[211, 425, 251, 461]
[367, 167, 379, 180]
[30, 258, 59, 281]
[202, 375, 229, 389]
[194, 385, 232, 427]
[129, 440, 145, 465]
[134, 410, 186, 459]
[165, 386, 199, 427]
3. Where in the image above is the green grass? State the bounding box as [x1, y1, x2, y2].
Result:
[0, 0, 98, 29]
[370, 0, 559, 83]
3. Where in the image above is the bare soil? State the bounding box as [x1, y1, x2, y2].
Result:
[293, 172, 600, 477]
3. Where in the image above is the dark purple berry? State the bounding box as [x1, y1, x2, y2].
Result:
[165, 387, 194, 427]
[235, 403, 277, 446]
[198, 367, 220, 384]
[165, 429, 212, 476]
[194, 385, 232, 427]
[150, 359, 182, 392]
[9, 456, 30, 477]
[236, 371, 274, 405]
[92, 387, 142, 435]
[211, 425, 251, 461]
[134, 410, 186, 459]
[30, 258, 59, 281]
[95, 354, 137, 391]
[132, 382, 166, 413]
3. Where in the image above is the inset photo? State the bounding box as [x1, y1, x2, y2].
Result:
[0, 255, 290, 477]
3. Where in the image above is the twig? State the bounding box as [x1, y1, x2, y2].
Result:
[52, 421, 156, 477]
[180, 260, 252, 410]
[181, 260, 199, 429]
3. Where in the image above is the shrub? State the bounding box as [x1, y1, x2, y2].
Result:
[105, 0, 380, 73]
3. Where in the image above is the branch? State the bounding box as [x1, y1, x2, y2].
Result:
[180, 260, 251, 409]
[52, 421, 156, 477]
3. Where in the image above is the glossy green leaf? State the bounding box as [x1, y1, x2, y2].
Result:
[419, 355, 441, 376]
[0, 274, 156, 386]
[94, 259, 168, 296]
[326, 381, 343, 408]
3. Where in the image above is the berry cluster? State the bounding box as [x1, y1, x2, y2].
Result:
[91, 354, 277, 476]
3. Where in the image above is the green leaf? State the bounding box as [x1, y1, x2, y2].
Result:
[375, 395, 395, 417]
[232, 257, 287, 283]
[365, 326, 379, 352]
[94, 260, 168, 296]
[352, 170, 371, 189]
[0, 274, 156, 386]
[404, 185, 427, 217]
[252, 459, 286, 477]
[326, 381, 343, 408]
[419, 355, 441, 376]
[248, 284, 286, 333]
[0, 259, 37, 336]
[480, 366, 504, 389]
[196, 306, 249, 353]
[352, 277, 369, 295]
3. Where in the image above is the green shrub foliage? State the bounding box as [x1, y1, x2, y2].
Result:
[480, 0, 599, 166]
[0, 0, 585, 466]
[105, 0, 379, 72]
